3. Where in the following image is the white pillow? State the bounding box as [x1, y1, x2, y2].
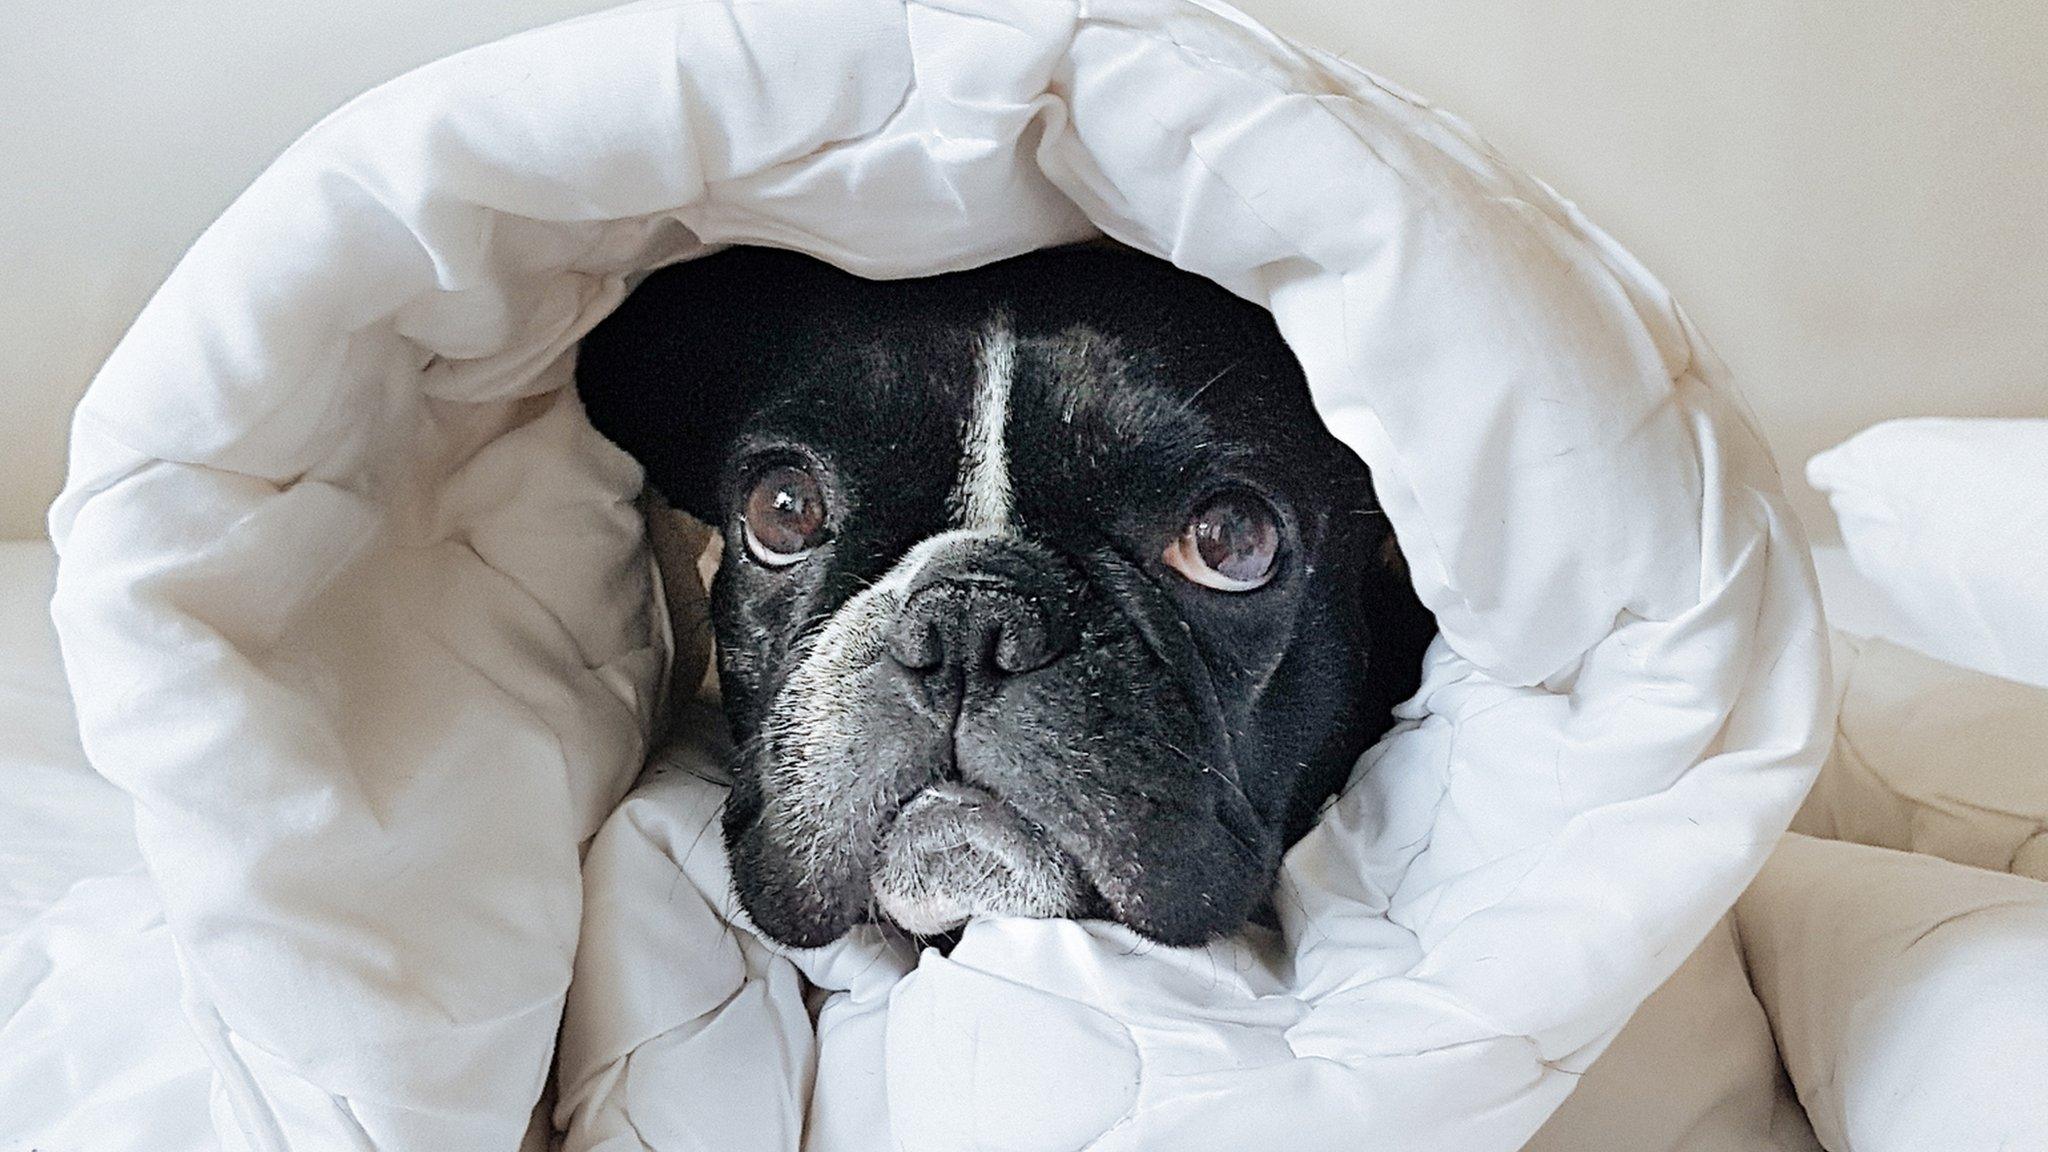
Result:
[1807, 418, 2048, 688]
[1795, 634, 2048, 882]
[1523, 916, 1820, 1152]
[1737, 834, 2048, 1152]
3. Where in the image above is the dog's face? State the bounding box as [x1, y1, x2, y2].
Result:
[578, 246, 1430, 948]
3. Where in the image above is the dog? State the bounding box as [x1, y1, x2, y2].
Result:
[576, 245, 1434, 948]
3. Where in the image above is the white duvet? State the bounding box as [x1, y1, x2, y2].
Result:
[45, 1, 1831, 1148]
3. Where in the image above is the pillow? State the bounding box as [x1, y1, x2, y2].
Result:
[1523, 915, 1820, 1152]
[1807, 418, 2048, 688]
[1795, 634, 2048, 882]
[1738, 834, 2048, 1152]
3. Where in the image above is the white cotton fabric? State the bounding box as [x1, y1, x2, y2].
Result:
[0, 541, 215, 1152]
[1796, 635, 2048, 883]
[1522, 913, 1822, 1152]
[1808, 418, 2048, 690]
[1737, 834, 2048, 1152]
[18, 532, 2048, 1152]
[45, 1, 1832, 1148]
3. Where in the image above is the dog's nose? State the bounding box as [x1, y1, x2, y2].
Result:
[887, 578, 1065, 676]
[883, 539, 1076, 694]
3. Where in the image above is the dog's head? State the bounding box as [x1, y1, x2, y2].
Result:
[578, 246, 1431, 947]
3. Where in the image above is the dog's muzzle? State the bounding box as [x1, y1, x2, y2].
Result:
[867, 538, 1089, 933]
[871, 782, 1084, 935]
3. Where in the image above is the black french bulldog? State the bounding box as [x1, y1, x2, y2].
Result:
[576, 245, 1434, 949]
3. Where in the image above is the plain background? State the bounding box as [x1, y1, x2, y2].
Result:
[3, 0, 2044, 541]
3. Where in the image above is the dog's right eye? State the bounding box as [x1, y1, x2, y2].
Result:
[742, 464, 828, 567]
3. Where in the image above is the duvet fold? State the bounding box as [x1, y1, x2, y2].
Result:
[47, 1, 1830, 1148]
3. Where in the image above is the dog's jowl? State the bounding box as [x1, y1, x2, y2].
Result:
[577, 246, 1435, 948]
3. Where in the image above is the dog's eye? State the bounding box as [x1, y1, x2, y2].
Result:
[742, 464, 828, 567]
[1164, 490, 1279, 592]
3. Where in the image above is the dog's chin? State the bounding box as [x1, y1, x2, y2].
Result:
[869, 784, 1085, 937]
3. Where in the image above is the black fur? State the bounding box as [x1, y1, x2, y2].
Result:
[577, 245, 1435, 946]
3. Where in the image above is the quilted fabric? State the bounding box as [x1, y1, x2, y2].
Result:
[47, 1, 1831, 1147]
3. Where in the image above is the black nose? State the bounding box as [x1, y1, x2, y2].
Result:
[884, 539, 1076, 710]
[888, 579, 1064, 675]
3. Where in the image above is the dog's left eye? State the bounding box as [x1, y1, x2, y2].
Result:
[742, 464, 828, 567]
[1163, 489, 1280, 592]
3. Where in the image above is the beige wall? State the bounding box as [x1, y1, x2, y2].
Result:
[1236, 0, 2048, 536]
[5, 1, 2045, 539]
[0, 0, 623, 541]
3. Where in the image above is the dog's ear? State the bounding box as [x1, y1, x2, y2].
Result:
[1378, 530, 1410, 585]
[575, 248, 853, 523]
[1356, 519, 1436, 725]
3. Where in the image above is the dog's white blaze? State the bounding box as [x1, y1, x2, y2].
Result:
[761, 318, 1037, 925]
[953, 321, 1015, 531]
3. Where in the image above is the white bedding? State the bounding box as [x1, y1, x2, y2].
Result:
[9, 530, 2045, 1151]
[0, 542, 213, 1151]
[32, 0, 1840, 1148]
[1810, 418, 2048, 691]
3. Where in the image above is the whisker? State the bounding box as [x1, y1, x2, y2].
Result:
[1184, 360, 1241, 407]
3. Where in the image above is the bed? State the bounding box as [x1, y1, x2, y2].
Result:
[8, 528, 2045, 1151]
[4, 1, 2045, 1148]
